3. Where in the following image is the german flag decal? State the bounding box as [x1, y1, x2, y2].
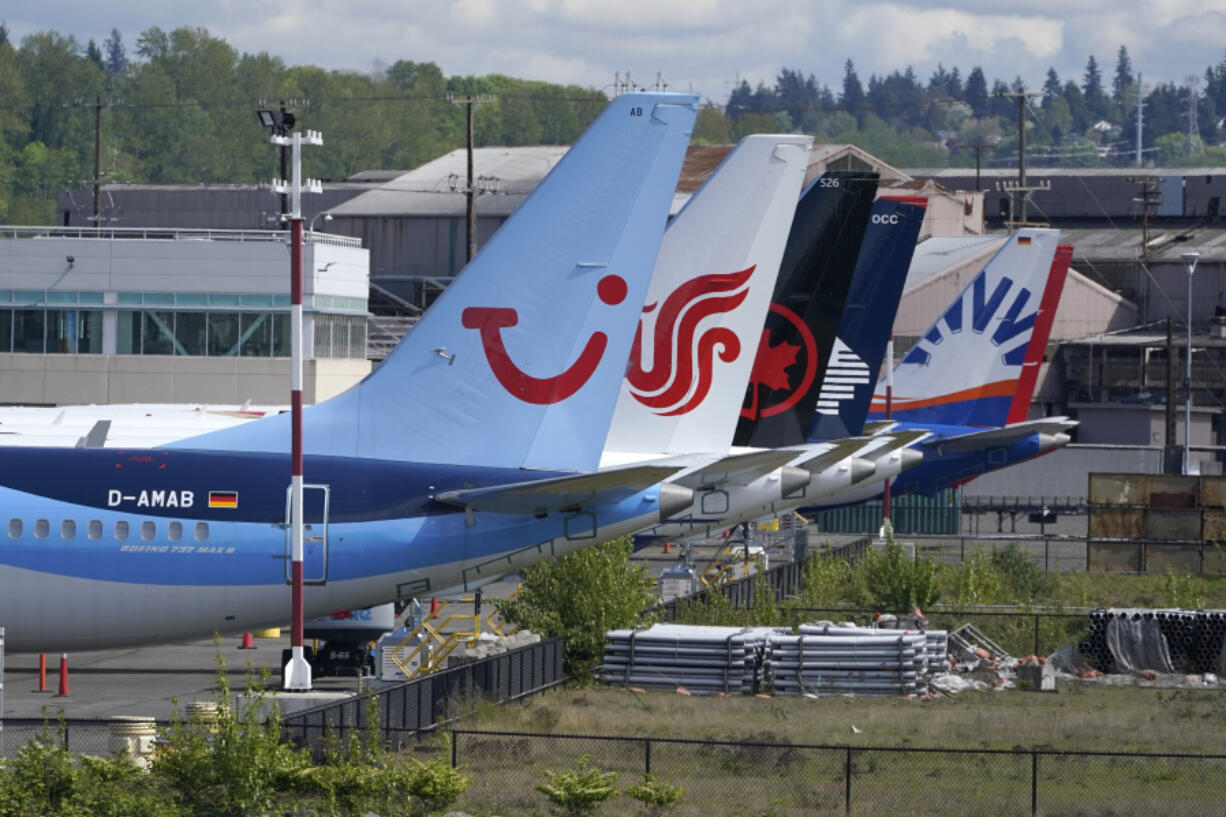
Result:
[1016, 235, 1032, 245]
[208, 491, 238, 509]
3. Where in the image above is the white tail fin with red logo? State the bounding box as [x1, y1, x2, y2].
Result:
[602, 134, 811, 460]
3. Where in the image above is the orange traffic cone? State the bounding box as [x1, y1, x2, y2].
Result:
[239, 632, 256, 649]
[430, 597, 439, 619]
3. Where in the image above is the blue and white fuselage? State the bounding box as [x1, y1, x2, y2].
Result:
[0, 446, 673, 651]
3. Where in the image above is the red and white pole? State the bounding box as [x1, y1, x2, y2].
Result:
[274, 128, 322, 692]
[882, 334, 894, 527]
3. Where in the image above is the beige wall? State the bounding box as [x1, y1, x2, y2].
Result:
[0, 355, 369, 406]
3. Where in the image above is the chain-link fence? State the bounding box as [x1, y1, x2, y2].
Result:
[0, 718, 169, 759]
[450, 729, 1226, 817]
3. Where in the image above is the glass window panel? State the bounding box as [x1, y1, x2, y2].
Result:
[209, 294, 239, 306]
[176, 293, 207, 306]
[115, 520, 129, 540]
[45, 309, 72, 354]
[12, 310, 44, 353]
[45, 291, 75, 303]
[0, 290, 11, 303]
[117, 293, 142, 305]
[314, 315, 333, 358]
[0, 310, 11, 353]
[272, 313, 290, 356]
[77, 292, 104, 304]
[240, 313, 271, 357]
[207, 313, 240, 356]
[143, 293, 174, 305]
[8, 519, 21, 538]
[241, 294, 272, 307]
[87, 520, 102, 539]
[273, 295, 291, 306]
[13, 291, 42, 304]
[61, 519, 75, 539]
[76, 311, 102, 354]
[117, 312, 139, 354]
[141, 520, 155, 541]
[168, 521, 182, 542]
[175, 312, 205, 356]
[142, 311, 175, 355]
[34, 519, 49, 539]
[349, 318, 367, 359]
[194, 522, 209, 542]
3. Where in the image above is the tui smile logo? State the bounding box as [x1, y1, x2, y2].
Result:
[461, 274, 628, 405]
[625, 266, 754, 416]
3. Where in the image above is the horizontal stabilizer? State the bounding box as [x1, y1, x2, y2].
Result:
[860, 420, 897, 436]
[925, 418, 1078, 452]
[670, 449, 806, 490]
[789, 438, 875, 473]
[435, 463, 685, 515]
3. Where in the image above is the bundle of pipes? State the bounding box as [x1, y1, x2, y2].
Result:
[600, 623, 775, 694]
[771, 625, 933, 696]
[1079, 608, 1226, 674]
[797, 622, 948, 675]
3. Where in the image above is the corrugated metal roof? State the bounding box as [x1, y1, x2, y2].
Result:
[905, 234, 1005, 289]
[907, 167, 1226, 178]
[1059, 226, 1226, 263]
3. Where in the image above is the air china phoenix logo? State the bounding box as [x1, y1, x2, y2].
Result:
[625, 266, 754, 416]
[461, 274, 628, 405]
[739, 302, 819, 421]
[901, 271, 1036, 369]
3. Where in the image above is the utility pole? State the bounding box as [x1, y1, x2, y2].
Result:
[958, 143, 991, 191]
[995, 88, 1047, 225]
[1186, 75, 1200, 157]
[1165, 316, 1177, 448]
[448, 94, 495, 263]
[1135, 73, 1144, 166]
[270, 127, 323, 692]
[1126, 176, 1162, 257]
[92, 95, 102, 224]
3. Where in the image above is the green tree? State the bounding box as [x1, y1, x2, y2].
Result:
[840, 59, 865, 123]
[963, 66, 989, 118]
[1112, 45, 1134, 107]
[692, 104, 733, 144]
[496, 537, 655, 678]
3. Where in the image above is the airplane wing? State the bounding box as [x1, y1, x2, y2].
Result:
[788, 437, 878, 473]
[435, 462, 689, 515]
[669, 449, 808, 490]
[860, 420, 898, 436]
[925, 418, 1077, 452]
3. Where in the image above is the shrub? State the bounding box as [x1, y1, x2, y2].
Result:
[537, 754, 619, 817]
[860, 531, 942, 610]
[626, 773, 684, 815]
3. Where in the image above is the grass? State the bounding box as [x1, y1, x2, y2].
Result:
[445, 685, 1226, 817]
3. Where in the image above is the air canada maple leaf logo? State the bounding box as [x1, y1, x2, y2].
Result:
[740, 302, 818, 421]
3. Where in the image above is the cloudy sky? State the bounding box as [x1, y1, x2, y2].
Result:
[7, 1, 1226, 102]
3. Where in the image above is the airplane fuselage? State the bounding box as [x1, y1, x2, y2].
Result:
[0, 447, 667, 652]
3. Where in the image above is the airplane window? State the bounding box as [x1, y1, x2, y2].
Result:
[88, 520, 102, 539]
[34, 519, 49, 539]
[115, 520, 129, 540]
[141, 521, 155, 541]
[194, 522, 209, 542]
[7, 519, 21, 538]
[61, 520, 76, 539]
[168, 521, 182, 542]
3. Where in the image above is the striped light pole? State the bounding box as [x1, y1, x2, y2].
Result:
[271, 128, 323, 691]
[882, 335, 893, 529]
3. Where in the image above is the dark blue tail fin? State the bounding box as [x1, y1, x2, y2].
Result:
[808, 195, 926, 440]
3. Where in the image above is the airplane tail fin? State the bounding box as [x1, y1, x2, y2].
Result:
[603, 134, 812, 459]
[732, 170, 880, 448]
[869, 228, 1066, 428]
[173, 93, 699, 471]
[808, 195, 927, 441]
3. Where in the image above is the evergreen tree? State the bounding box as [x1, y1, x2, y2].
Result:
[964, 66, 988, 117]
[1042, 67, 1062, 108]
[1083, 55, 1110, 121]
[1063, 80, 1089, 133]
[0, 22, 9, 47]
[725, 79, 753, 120]
[1112, 45, 1133, 106]
[104, 28, 127, 76]
[949, 66, 963, 101]
[840, 59, 865, 123]
[990, 78, 1013, 119]
[86, 39, 103, 72]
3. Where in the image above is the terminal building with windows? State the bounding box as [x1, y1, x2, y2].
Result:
[0, 226, 370, 405]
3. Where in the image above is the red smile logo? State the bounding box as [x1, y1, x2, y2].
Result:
[462, 274, 628, 405]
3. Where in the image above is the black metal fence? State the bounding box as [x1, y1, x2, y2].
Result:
[448, 728, 1226, 817]
[0, 718, 169, 758]
[282, 636, 564, 753]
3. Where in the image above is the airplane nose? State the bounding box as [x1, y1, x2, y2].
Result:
[780, 466, 810, 499]
[657, 482, 695, 521]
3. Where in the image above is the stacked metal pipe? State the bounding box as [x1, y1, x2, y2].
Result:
[599, 624, 774, 694]
[1079, 608, 1226, 674]
[773, 625, 932, 696]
